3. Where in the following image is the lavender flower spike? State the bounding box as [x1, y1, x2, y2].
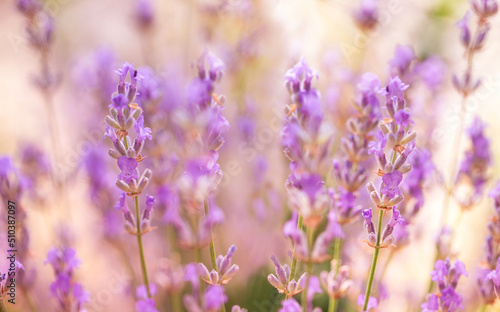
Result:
[198, 245, 239, 285]
[422, 258, 468, 312]
[45, 247, 89, 311]
[267, 255, 307, 297]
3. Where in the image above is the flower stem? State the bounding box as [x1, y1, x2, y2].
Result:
[328, 296, 338, 312]
[203, 201, 217, 270]
[290, 214, 304, 282]
[301, 226, 314, 311]
[362, 209, 384, 311]
[479, 304, 487, 312]
[328, 238, 343, 312]
[203, 201, 225, 312]
[135, 195, 151, 297]
[171, 292, 182, 312]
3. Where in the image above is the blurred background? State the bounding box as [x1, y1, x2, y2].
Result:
[1, 0, 500, 311]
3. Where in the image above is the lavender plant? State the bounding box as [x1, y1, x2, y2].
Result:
[103, 62, 156, 303]
[360, 75, 415, 311]
[6, 1, 500, 311]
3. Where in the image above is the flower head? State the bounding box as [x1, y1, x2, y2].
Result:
[381, 171, 403, 199]
[117, 156, 139, 184]
[199, 245, 239, 285]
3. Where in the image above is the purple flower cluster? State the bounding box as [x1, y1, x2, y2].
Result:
[353, 0, 378, 31]
[0, 261, 23, 302]
[320, 260, 352, 300]
[421, 258, 468, 312]
[282, 58, 334, 175]
[45, 247, 89, 311]
[477, 181, 500, 304]
[199, 245, 239, 285]
[267, 255, 307, 297]
[332, 73, 383, 225]
[162, 51, 230, 251]
[454, 0, 498, 96]
[184, 265, 228, 312]
[456, 118, 491, 207]
[103, 62, 156, 234]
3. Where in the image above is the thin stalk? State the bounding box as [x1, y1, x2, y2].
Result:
[203, 201, 217, 270]
[135, 195, 151, 297]
[328, 238, 343, 312]
[479, 304, 487, 312]
[0, 299, 7, 312]
[203, 201, 225, 312]
[362, 209, 384, 311]
[301, 226, 314, 311]
[289, 214, 304, 281]
[171, 292, 182, 312]
[328, 296, 338, 312]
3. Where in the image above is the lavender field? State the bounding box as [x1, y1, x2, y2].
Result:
[2, 0, 500, 311]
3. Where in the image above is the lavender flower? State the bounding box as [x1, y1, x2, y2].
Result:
[231, 306, 248, 312]
[456, 118, 491, 204]
[199, 245, 239, 285]
[136, 284, 158, 312]
[389, 45, 416, 78]
[135, 0, 154, 29]
[320, 260, 352, 299]
[357, 294, 377, 312]
[267, 255, 307, 297]
[401, 148, 434, 216]
[477, 181, 500, 304]
[184, 285, 228, 312]
[283, 211, 343, 262]
[45, 247, 89, 311]
[279, 298, 302, 312]
[0, 261, 23, 302]
[422, 258, 468, 312]
[472, 0, 498, 18]
[285, 173, 329, 228]
[353, 0, 378, 31]
[282, 58, 333, 175]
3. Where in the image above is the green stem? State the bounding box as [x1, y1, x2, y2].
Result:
[301, 226, 315, 312]
[171, 292, 182, 312]
[135, 195, 151, 298]
[479, 304, 487, 312]
[203, 201, 224, 312]
[328, 296, 338, 312]
[0, 299, 7, 312]
[362, 209, 384, 311]
[328, 238, 343, 312]
[288, 214, 304, 300]
[204, 201, 217, 270]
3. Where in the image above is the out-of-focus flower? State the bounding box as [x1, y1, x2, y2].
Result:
[422, 258, 467, 312]
[456, 118, 491, 208]
[472, 0, 498, 19]
[357, 294, 377, 312]
[184, 285, 228, 312]
[285, 173, 329, 228]
[267, 255, 307, 297]
[353, 0, 378, 31]
[389, 45, 416, 77]
[135, 0, 154, 29]
[135, 284, 158, 312]
[320, 260, 352, 299]
[45, 247, 89, 311]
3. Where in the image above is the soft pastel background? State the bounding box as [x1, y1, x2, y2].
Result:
[1, 0, 500, 311]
